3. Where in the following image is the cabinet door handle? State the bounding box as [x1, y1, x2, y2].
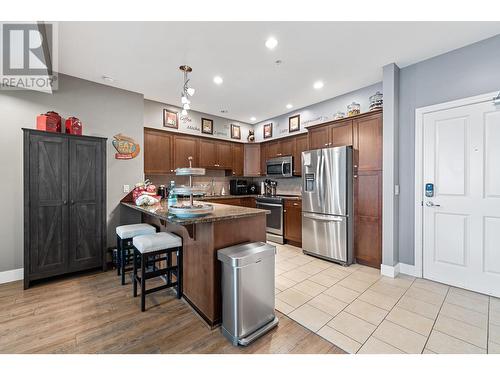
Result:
[283, 209, 287, 213]
[63, 200, 67, 205]
[71, 200, 75, 205]
[354, 175, 358, 178]
[293, 203, 298, 206]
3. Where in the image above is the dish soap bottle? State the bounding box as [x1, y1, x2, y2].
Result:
[167, 181, 177, 208]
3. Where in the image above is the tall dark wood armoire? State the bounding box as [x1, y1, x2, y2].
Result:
[23, 129, 107, 289]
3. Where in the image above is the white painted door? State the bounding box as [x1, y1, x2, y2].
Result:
[422, 99, 500, 297]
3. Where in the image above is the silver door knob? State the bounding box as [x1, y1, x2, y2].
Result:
[426, 201, 441, 207]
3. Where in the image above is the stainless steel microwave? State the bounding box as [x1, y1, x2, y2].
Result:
[266, 156, 293, 178]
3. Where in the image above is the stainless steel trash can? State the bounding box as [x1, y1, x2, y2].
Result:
[217, 242, 279, 346]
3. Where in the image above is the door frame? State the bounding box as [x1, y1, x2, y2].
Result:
[413, 91, 498, 278]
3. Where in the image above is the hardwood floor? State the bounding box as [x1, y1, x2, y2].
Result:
[0, 270, 345, 354]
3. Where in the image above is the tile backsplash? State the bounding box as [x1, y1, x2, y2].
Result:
[145, 171, 302, 196]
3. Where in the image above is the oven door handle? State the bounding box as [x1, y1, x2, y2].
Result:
[281, 161, 286, 176]
[257, 202, 283, 208]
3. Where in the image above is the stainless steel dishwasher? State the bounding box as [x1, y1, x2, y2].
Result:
[217, 242, 279, 346]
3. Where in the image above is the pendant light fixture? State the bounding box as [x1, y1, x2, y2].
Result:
[180, 65, 195, 116]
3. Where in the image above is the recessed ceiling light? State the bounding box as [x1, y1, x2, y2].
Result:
[213, 76, 223, 85]
[102, 75, 114, 83]
[250, 117, 256, 122]
[313, 81, 324, 90]
[286, 104, 293, 109]
[265, 37, 278, 50]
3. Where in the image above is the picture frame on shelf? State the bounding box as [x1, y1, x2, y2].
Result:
[163, 109, 178, 129]
[288, 114, 300, 133]
[263, 123, 273, 139]
[201, 118, 214, 135]
[230, 124, 241, 139]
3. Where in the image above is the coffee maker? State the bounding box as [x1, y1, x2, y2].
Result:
[229, 179, 248, 195]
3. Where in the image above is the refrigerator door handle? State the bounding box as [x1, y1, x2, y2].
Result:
[302, 212, 344, 222]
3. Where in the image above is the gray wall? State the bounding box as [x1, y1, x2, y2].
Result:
[253, 82, 382, 142]
[0, 74, 144, 272]
[398, 34, 500, 265]
[144, 99, 252, 143]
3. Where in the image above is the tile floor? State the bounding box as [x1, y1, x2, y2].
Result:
[273, 243, 500, 354]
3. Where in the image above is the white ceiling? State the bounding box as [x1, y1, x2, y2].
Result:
[58, 22, 500, 124]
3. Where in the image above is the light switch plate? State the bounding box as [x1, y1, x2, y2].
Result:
[394, 184, 400, 196]
[123, 185, 130, 193]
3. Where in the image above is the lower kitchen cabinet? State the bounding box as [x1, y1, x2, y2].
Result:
[284, 199, 302, 246]
[23, 129, 107, 289]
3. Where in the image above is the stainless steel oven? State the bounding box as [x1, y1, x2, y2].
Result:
[266, 156, 293, 178]
[255, 196, 284, 244]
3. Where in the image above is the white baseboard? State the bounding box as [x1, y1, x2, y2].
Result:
[380, 263, 400, 278]
[399, 263, 420, 277]
[0, 268, 23, 284]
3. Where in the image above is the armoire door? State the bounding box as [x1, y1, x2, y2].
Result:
[29, 135, 69, 278]
[68, 138, 103, 271]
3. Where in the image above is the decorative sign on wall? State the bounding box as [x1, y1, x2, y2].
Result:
[112, 134, 140, 160]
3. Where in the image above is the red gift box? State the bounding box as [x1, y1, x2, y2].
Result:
[36, 111, 62, 133]
[65, 117, 82, 135]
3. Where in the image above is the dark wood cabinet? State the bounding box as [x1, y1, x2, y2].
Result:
[23, 129, 106, 289]
[331, 119, 353, 147]
[260, 142, 268, 176]
[174, 135, 198, 169]
[231, 143, 244, 176]
[267, 141, 280, 159]
[352, 111, 383, 268]
[354, 113, 382, 171]
[198, 138, 218, 168]
[279, 138, 294, 157]
[244, 143, 261, 176]
[144, 128, 173, 174]
[308, 125, 331, 149]
[217, 142, 233, 169]
[284, 199, 302, 246]
[293, 134, 308, 176]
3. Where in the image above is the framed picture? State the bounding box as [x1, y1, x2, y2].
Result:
[289, 114, 300, 133]
[201, 118, 214, 135]
[230, 124, 241, 139]
[163, 109, 178, 129]
[263, 123, 273, 139]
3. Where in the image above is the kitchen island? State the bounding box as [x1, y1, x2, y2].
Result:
[121, 200, 269, 327]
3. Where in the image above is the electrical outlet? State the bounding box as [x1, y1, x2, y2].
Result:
[123, 184, 130, 193]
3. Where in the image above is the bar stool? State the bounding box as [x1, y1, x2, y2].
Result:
[116, 224, 156, 285]
[132, 232, 183, 312]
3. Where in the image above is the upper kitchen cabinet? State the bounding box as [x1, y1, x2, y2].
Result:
[244, 143, 261, 176]
[217, 142, 233, 169]
[278, 137, 295, 157]
[198, 138, 218, 168]
[231, 143, 244, 176]
[260, 142, 268, 176]
[173, 135, 198, 169]
[293, 134, 308, 176]
[144, 128, 174, 174]
[198, 138, 233, 169]
[267, 141, 280, 159]
[331, 119, 353, 147]
[353, 111, 382, 171]
[308, 124, 331, 149]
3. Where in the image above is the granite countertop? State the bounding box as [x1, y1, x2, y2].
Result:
[200, 194, 302, 201]
[121, 201, 269, 225]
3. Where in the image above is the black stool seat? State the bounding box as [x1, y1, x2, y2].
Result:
[132, 232, 183, 311]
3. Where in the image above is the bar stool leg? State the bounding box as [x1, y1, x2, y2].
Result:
[116, 235, 121, 276]
[133, 248, 138, 298]
[141, 253, 146, 312]
[167, 250, 172, 285]
[121, 246, 127, 286]
[177, 247, 183, 299]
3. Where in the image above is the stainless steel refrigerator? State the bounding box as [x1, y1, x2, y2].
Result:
[301, 146, 353, 265]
